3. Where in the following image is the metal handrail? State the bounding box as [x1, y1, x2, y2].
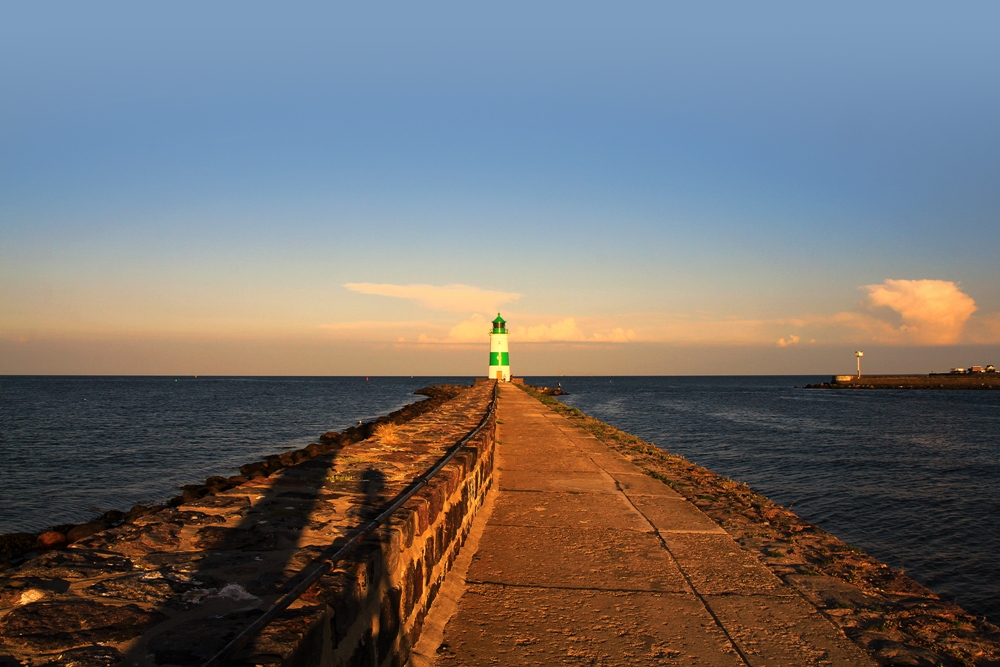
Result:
[202, 381, 499, 667]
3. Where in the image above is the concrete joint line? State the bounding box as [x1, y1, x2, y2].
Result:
[462, 580, 696, 595]
[613, 477, 755, 667]
[658, 528, 729, 534]
[567, 432, 757, 667]
[498, 487, 618, 495]
[486, 520, 657, 534]
[702, 591, 807, 599]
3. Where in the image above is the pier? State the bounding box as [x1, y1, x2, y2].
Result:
[412, 384, 872, 666]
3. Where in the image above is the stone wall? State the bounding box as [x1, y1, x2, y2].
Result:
[0, 382, 497, 667]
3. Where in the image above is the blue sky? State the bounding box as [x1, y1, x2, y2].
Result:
[2, 1, 998, 374]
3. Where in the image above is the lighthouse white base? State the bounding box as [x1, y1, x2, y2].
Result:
[488, 365, 511, 382]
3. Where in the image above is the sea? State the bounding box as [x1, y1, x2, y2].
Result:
[1, 375, 998, 622]
[0, 376, 466, 533]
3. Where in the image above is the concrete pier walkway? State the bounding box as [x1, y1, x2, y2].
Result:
[420, 384, 874, 666]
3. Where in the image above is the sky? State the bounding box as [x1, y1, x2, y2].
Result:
[2, 1, 999, 375]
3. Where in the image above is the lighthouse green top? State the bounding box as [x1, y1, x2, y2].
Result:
[492, 313, 507, 334]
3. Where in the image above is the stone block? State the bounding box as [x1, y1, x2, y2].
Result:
[408, 498, 430, 535]
[0, 533, 37, 560]
[34, 645, 123, 667]
[15, 550, 132, 580]
[426, 481, 446, 525]
[64, 523, 107, 544]
[0, 600, 165, 653]
[388, 511, 415, 550]
[376, 588, 402, 664]
[34, 532, 65, 550]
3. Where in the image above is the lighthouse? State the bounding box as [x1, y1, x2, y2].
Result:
[488, 313, 510, 382]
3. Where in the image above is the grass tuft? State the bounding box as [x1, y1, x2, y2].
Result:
[373, 422, 402, 445]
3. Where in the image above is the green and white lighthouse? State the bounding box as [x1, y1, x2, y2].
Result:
[488, 313, 510, 382]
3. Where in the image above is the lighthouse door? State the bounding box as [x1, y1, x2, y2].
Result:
[496, 371, 503, 381]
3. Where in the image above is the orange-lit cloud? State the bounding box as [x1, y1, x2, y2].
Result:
[343, 283, 520, 313]
[515, 318, 586, 342]
[591, 328, 637, 343]
[447, 314, 493, 342]
[319, 319, 435, 331]
[420, 315, 636, 344]
[332, 278, 996, 347]
[860, 279, 978, 344]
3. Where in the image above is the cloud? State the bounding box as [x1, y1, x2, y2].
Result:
[861, 279, 977, 344]
[613, 313, 778, 345]
[329, 278, 995, 347]
[592, 328, 637, 343]
[418, 315, 638, 344]
[344, 283, 520, 313]
[448, 314, 491, 342]
[512, 318, 637, 343]
[515, 318, 586, 342]
[318, 320, 432, 331]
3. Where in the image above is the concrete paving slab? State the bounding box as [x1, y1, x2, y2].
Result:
[489, 491, 651, 531]
[436, 584, 745, 667]
[503, 440, 573, 452]
[630, 495, 729, 534]
[705, 594, 875, 666]
[582, 450, 645, 474]
[660, 533, 788, 595]
[499, 470, 619, 494]
[498, 452, 606, 473]
[502, 440, 580, 453]
[466, 524, 690, 593]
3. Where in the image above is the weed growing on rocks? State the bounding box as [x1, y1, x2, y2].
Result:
[373, 422, 402, 446]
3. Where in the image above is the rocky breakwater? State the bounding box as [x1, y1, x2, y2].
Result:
[0, 382, 497, 667]
[807, 374, 1000, 390]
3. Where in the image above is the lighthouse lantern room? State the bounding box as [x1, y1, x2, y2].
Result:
[488, 313, 510, 381]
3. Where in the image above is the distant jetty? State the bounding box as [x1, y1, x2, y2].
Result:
[807, 373, 1000, 389]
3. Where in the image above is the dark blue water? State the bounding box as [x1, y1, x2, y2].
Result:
[528, 376, 1000, 623]
[0, 376, 467, 535]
